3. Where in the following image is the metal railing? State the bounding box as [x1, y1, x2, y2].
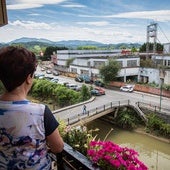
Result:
[63, 100, 130, 126]
[138, 102, 170, 115]
[49, 142, 101, 170]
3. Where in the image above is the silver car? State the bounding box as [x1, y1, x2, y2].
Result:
[120, 85, 134, 92]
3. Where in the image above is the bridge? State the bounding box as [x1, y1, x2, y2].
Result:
[53, 99, 148, 127]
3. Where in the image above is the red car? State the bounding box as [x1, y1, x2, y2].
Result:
[94, 87, 105, 95]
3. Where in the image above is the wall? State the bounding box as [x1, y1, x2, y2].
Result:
[139, 68, 160, 84]
[109, 81, 170, 98]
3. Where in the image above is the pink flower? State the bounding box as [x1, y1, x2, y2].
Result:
[110, 159, 121, 168]
[87, 140, 148, 170]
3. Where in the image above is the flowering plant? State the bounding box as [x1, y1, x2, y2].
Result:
[87, 140, 148, 170]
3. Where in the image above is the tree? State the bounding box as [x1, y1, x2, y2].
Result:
[66, 58, 75, 68]
[131, 46, 138, 53]
[77, 46, 97, 50]
[140, 58, 155, 68]
[43, 46, 68, 60]
[99, 59, 121, 83]
[139, 43, 163, 52]
[80, 84, 91, 101]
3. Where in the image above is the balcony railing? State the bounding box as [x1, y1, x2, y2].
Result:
[49, 142, 101, 170]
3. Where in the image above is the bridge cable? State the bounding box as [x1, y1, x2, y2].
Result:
[158, 24, 170, 43]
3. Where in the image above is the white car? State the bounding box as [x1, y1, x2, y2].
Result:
[120, 85, 134, 92]
[66, 83, 78, 90]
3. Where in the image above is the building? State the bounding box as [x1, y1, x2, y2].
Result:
[53, 49, 140, 82]
[0, 0, 8, 27]
[139, 43, 170, 85]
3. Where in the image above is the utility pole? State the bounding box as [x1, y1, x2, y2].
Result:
[159, 78, 163, 111]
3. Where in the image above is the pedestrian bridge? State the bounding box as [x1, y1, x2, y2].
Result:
[54, 99, 147, 127]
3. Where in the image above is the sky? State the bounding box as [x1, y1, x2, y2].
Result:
[0, 0, 170, 44]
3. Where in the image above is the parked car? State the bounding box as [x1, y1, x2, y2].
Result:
[53, 70, 59, 76]
[44, 76, 53, 80]
[91, 89, 101, 96]
[46, 70, 52, 74]
[34, 73, 45, 79]
[50, 78, 59, 83]
[66, 83, 78, 90]
[120, 85, 134, 92]
[94, 80, 105, 87]
[95, 87, 105, 95]
[75, 76, 84, 82]
[84, 77, 93, 84]
[41, 67, 46, 71]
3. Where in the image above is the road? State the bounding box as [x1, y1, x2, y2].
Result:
[35, 65, 170, 120]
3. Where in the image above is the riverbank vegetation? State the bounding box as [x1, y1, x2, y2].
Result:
[110, 107, 170, 139]
[146, 113, 170, 139]
[114, 107, 144, 129]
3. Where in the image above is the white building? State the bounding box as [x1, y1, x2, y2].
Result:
[68, 53, 140, 82]
[53, 49, 140, 82]
[56, 49, 122, 67]
[140, 43, 170, 85]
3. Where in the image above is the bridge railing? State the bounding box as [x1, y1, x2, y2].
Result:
[138, 102, 170, 115]
[63, 100, 130, 125]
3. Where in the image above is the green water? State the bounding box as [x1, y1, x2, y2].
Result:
[87, 119, 170, 170]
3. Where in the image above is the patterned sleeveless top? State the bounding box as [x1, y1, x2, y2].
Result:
[0, 100, 53, 170]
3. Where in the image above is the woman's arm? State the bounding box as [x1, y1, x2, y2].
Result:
[46, 128, 64, 153]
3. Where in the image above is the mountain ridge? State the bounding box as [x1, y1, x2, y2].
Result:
[1, 37, 142, 49]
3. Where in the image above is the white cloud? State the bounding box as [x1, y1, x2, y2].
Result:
[104, 10, 170, 22]
[61, 4, 86, 8]
[7, 0, 67, 10]
[80, 10, 170, 22]
[77, 21, 109, 27]
[1, 20, 144, 44]
[7, 4, 43, 10]
[9, 20, 53, 30]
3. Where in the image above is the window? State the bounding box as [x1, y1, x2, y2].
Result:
[127, 60, 137, 67]
[168, 60, 170, 66]
[94, 61, 105, 68]
[71, 68, 77, 73]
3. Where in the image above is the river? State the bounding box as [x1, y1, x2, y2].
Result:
[87, 119, 170, 170]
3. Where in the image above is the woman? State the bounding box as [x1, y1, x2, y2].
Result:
[0, 46, 64, 170]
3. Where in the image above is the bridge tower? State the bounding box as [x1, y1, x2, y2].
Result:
[146, 22, 158, 54]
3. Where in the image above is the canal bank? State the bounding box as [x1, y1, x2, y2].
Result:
[134, 127, 170, 144]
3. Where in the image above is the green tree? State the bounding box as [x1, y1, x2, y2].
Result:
[131, 46, 138, 53]
[80, 84, 91, 101]
[66, 58, 75, 68]
[140, 58, 155, 68]
[43, 46, 68, 60]
[139, 43, 163, 52]
[99, 59, 121, 83]
[77, 46, 97, 50]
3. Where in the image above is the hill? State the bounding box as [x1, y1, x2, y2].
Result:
[0, 37, 142, 49]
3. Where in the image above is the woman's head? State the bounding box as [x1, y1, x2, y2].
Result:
[0, 46, 37, 92]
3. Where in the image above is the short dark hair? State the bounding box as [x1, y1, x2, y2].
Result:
[0, 46, 37, 92]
